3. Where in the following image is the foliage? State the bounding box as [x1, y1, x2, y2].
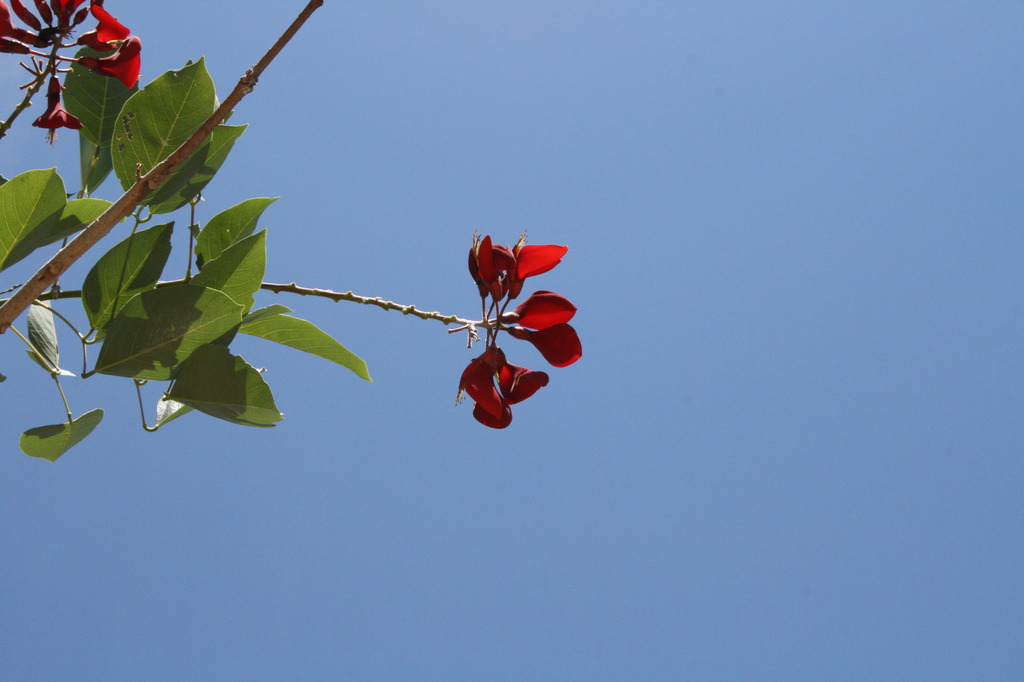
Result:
[0, 0, 580, 460]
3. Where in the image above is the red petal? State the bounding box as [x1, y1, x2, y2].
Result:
[498, 363, 549, 404]
[510, 290, 576, 329]
[475, 235, 495, 284]
[9, 0, 41, 31]
[80, 34, 140, 88]
[515, 244, 568, 279]
[90, 4, 129, 42]
[509, 324, 582, 367]
[458, 350, 504, 418]
[473, 401, 512, 429]
[491, 244, 516, 273]
[1, 2, 37, 43]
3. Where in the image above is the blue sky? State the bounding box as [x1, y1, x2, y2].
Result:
[2, 2, 1022, 679]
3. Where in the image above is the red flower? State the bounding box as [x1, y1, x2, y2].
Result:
[459, 346, 507, 423]
[49, 0, 87, 24]
[8, 0, 40, 31]
[458, 346, 549, 429]
[458, 234, 579, 427]
[30, 0, 51, 25]
[32, 75, 82, 142]
[469, 234, 516, 301]
[0, 1, 38, 44]
[77, 33, 140, 87]
[507, 324, 582, 368]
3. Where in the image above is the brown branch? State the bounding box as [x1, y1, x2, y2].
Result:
[0, 0, 325, 333]
[259, 281, 482, 327]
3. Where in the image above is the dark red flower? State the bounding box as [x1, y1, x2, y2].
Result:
[507, 323, 582, 368]
[49, 0, 87, 24]
[504, 290, 576, 329]
[0, 36, 29, 51]
[472, 401, 512, 429]
[458, 345, 550, 428]
[32, 75, 82, 142]
[77, 33, 140, 87]
[8, 0, 39, 30]
[0, 1, 38, 44]
[458, 234, 579, 427]
[470, 234, 516, 301]
[458, 346, 506, 421]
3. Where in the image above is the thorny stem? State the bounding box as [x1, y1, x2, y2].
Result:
[258, 281, 486, 328]
[0, 0, 327, 334]
[21, 278, 494, 343]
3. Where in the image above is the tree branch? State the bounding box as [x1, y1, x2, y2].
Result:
[0, 0, 325, 333]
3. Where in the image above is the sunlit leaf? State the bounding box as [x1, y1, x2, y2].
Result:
[145, 123, 247, 215]
[195, 197, 276, 266]
[155, 397, 193, 427]
[82, 222, 173, 330]
[49, 197, 113, 243]
[111, 59, 216, 189]
[167, 344, 283, 427]
[26, 301, 59, 370]
[0, 169, 66, 271]
[242, 304, 292, 323]
[240, 310, 371, 381]
[190, 231, 265, 312]
[90, 283, 244, 380]
[20, 409, 104, 461]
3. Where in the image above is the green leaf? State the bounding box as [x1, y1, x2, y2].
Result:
[0, 169, 66, 271]
[111, 59, 216, 189]
[64, 49, 137, 148]
[20, 409, 104, 461]
[195, 197, 277, 266]
[26, 301, 59, 370]
[82, 222, 173, 330]
[144, 123, 247, 215]
[242, 304, 292, 323]
[90, 283, 244, 380]
[190, 231, 265, 312]
[49, 197, 112, 243]
[167, 344, 283, 427]
[155, 397, 193, 427]
[240, 310, 371, 382]
[79, 135, 114, 196]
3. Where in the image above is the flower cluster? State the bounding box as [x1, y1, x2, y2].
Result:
[1, 1, 140, 140]
[458, 234, 582, 428]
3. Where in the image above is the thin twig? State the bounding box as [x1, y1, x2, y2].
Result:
[27, 278, 490, 330]
[0, 0, 326, 333]
[259, 281, 485, 328]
